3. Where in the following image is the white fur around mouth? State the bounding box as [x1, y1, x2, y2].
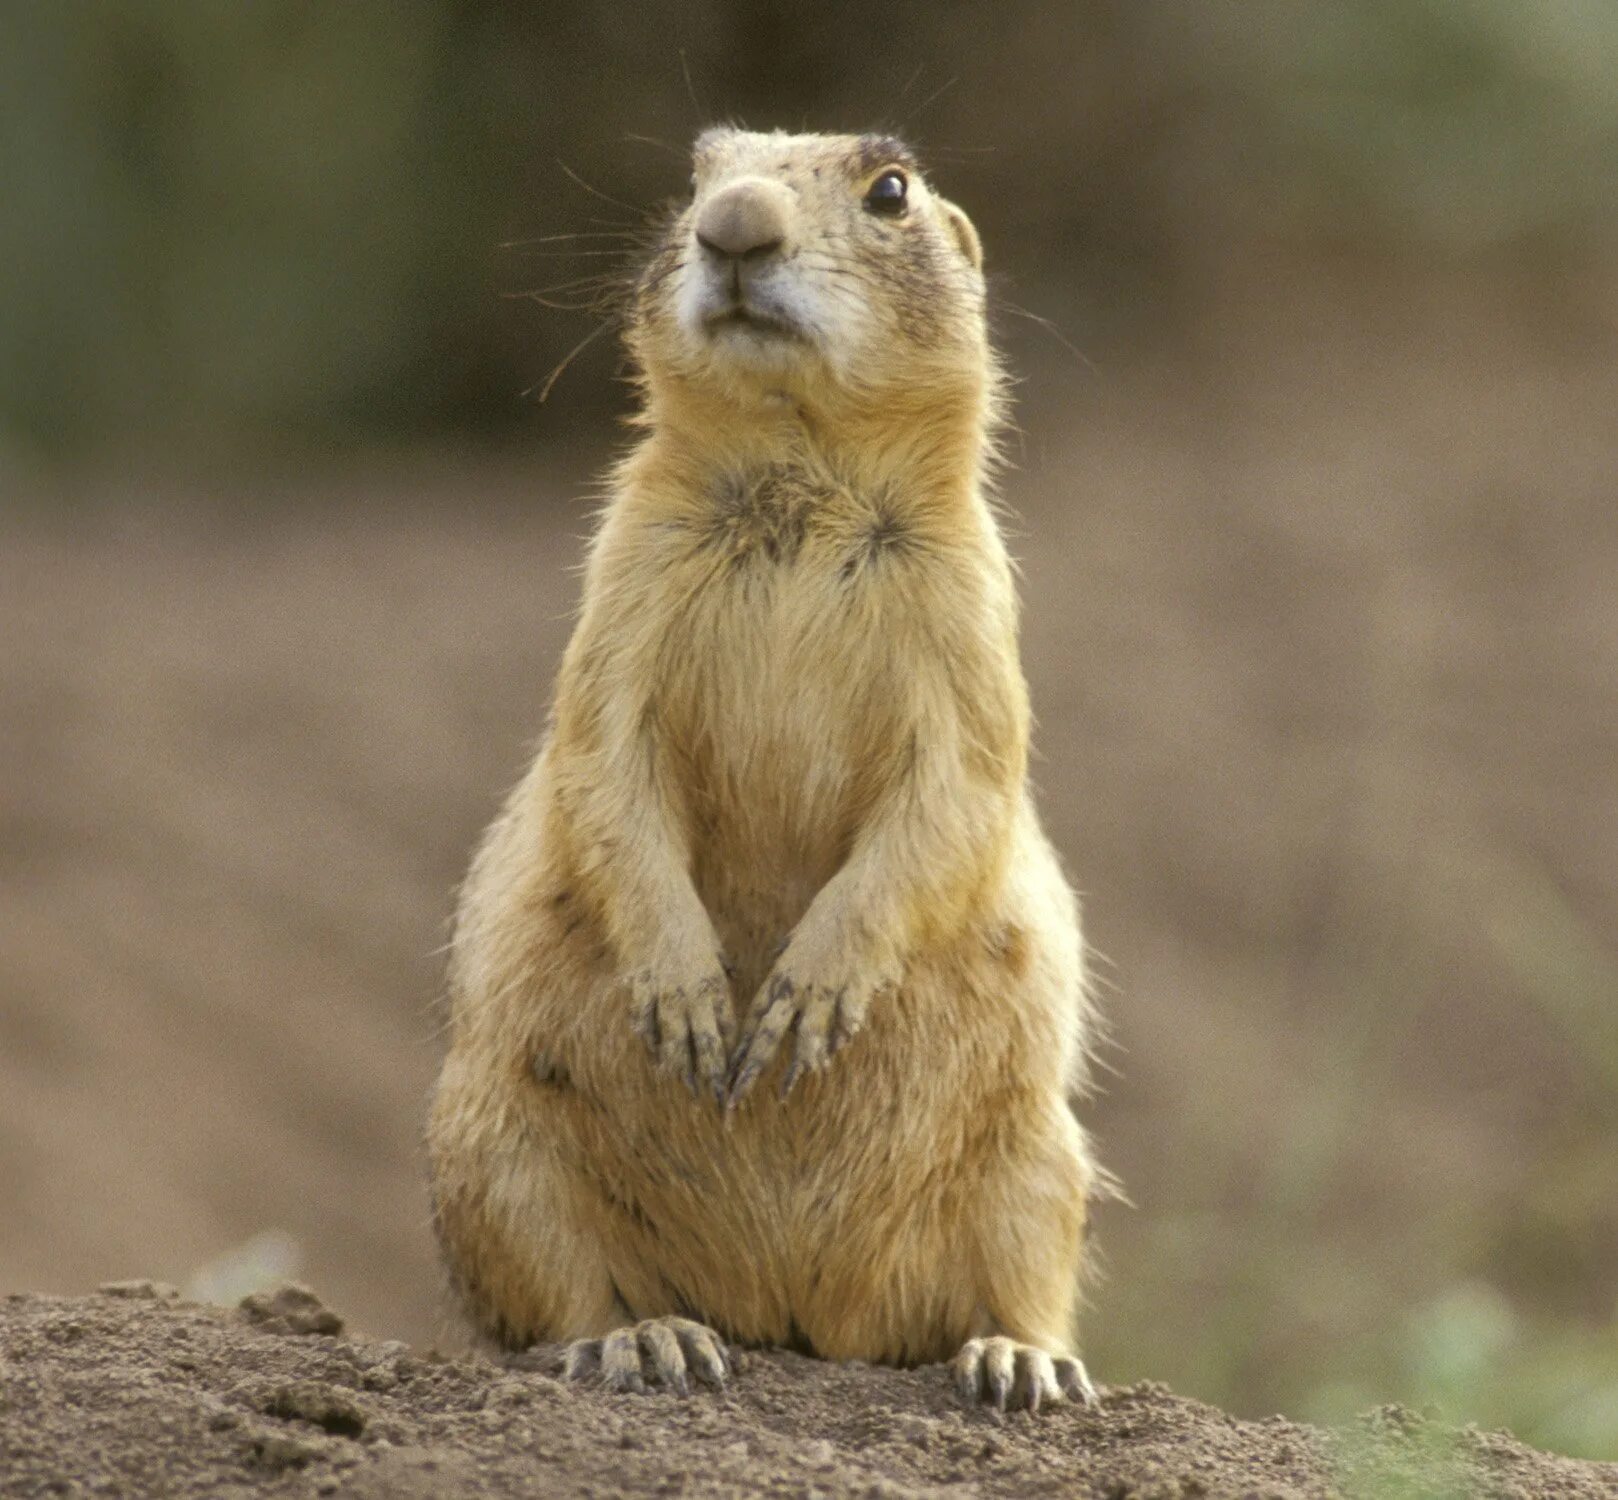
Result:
[703, 305, 804, 343]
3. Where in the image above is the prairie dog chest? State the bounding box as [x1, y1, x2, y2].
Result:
[656, 462, 925, 709]
[641, 461, 934, 841]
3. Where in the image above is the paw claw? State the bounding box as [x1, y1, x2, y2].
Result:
[680, 1324, 729, 1388]
[563, 1338, 601, 1382]
[778, 1058, 806, 1100]
[1055, 1355, 1100, 1408]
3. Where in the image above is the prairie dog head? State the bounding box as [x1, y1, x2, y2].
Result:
[630, 128, 989, 409]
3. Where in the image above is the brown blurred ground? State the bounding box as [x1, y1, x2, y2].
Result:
[3, 263, 1616, 1454]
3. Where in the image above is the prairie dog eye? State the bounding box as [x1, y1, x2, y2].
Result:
[864, 169, 908, 214]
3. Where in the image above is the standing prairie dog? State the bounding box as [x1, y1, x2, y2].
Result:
[428, 127, 1106, 1412]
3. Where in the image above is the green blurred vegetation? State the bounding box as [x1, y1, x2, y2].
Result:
[3, 1, 1617, 464]
[1093, 837, 1618, 1460]
[0, 3, 537, 458]
[1155, 0, 1618, 249]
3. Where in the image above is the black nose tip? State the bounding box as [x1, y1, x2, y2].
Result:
[696, 231, 783, 263]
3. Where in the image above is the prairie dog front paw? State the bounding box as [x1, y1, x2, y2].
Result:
[725, 916, 897, 1104]
[627, 961, 734, 1103]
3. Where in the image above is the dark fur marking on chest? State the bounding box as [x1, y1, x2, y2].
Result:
[531, 1050, 572, 1090]
[840, 500, 917, 581]
[690, 467, 927, 581]
[696, 466, 819, 566]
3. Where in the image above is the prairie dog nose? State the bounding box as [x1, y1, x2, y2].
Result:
[695, 177, 792, 260]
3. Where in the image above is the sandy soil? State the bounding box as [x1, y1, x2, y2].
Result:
[3, 1283, 1613, 1500]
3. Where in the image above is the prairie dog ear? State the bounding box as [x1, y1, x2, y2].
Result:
[937, 198, 983, 270]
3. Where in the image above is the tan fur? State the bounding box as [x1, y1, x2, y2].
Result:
[426, 129, 1104, 1389]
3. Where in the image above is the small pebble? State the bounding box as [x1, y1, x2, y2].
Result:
[238, 1284, 344, 1337]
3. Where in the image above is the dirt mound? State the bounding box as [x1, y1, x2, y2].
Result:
[2, 1286, 1611, 1499]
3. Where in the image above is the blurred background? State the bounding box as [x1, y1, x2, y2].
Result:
[3, 0, 1615, 1463]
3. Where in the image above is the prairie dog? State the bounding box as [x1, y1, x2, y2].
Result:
[427, 128, 1105, 1412]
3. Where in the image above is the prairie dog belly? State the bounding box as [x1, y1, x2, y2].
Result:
[663, 552, 905, 983]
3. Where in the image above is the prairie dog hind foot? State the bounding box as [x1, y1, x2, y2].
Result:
[564, 1317, 731, 1396]
[952, 1336, 1099, 1414]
